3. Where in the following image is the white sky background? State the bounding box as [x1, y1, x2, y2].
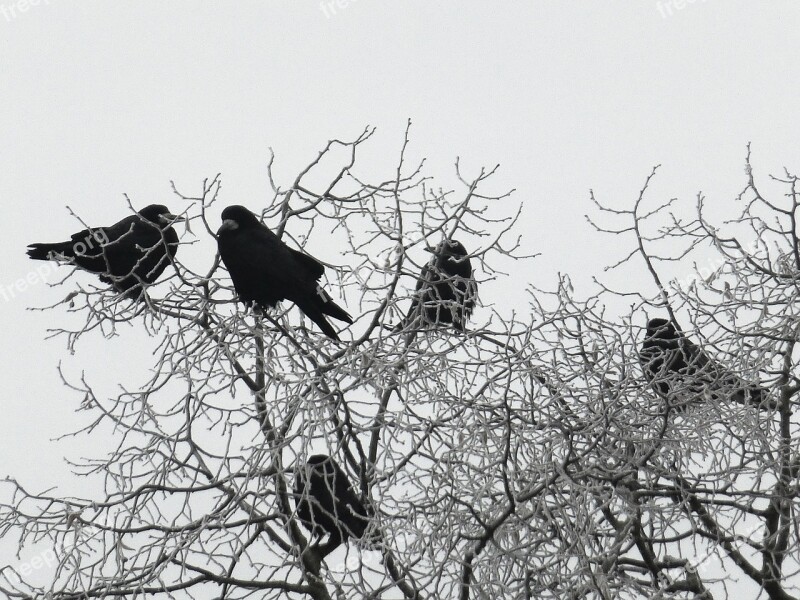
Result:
[2, 0, 800, 588]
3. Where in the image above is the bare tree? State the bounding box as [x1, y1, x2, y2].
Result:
[2, 130, 798, 600]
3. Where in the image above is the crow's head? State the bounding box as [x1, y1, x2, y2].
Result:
[138, 204, 185, 228]
[427, 239, 468, 258]
[304, 454, 339, 479]
[218, 205, 261, 234]
[645, 318, 678, 341]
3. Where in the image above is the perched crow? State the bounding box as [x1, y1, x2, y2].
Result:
[640, 318, 775, 411]
[293, 454, 372, 551]
[216, 205, 352, 340]
[395, 239, 477, 333]
[26, 204, 184, 297]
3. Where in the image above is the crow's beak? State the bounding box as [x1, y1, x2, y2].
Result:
[424, 246, 435, 253]
[162, 213, 187, 224]
[218, 219, 239, 233]
[161, 212, 191, 235]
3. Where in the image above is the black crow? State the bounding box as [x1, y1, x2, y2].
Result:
[26, 204, 184, 298]
[640, 318, 775, 411]
[293, 454, 372, 551]
[395, 239, 477, 333]
[216, 205, 352, 340]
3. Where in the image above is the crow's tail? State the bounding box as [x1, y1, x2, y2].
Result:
[296, 300, 342, 340]
[314, 286, 352, 324]
[26, 242, 72, 261]
[313, 313, 340, 341]
[731, 385, 778, 411]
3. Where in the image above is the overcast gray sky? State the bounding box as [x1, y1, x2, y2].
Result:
[2, 0, 800, 579]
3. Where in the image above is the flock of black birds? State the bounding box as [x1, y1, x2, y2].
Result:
[25, 203, 776, 551]
[26, 203, 478, 340]
[25, 203, 477, 550]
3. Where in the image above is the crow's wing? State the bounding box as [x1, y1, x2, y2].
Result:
[641, 336, 699, 400]
[413, 260, 435, 292]
[287, 247, 325, 280]
[101, 217, 167, 277]
[331, 464, 370, 539]
[682, 338, 772, 408]
[219, 225, 321, 306]
[462, 275, 478, 319]
[336, 485, 370, 539]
